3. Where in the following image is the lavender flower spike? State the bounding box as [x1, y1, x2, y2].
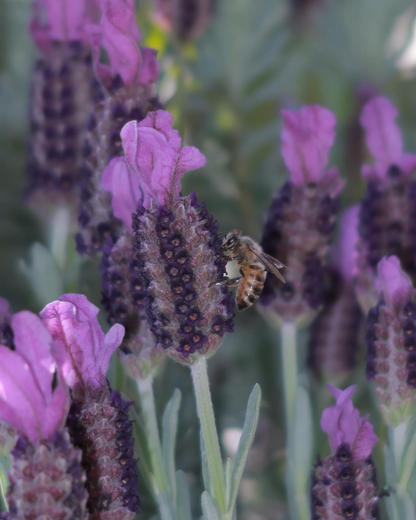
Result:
[356, 97, 416, 313]
[26, 0, 100, 206]
[76, 0, 162, 257]
[312, 385, 381, 520]
[101, 156, 166, 379]
[116, 110, 235, 364]
[260, 105, 344, 325]
[0, 311, 88, 519]
[41, 294, 140, 518]
[366, 256, 416, 426]
[308, 206, 362, 382]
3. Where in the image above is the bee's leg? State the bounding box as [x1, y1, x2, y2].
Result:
[209, 276, 243, 288]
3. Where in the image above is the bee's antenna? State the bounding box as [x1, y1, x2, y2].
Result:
[218, 232, 226, 239]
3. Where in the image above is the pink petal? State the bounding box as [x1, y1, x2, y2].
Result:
[360, 97, 403, 179]
[375, 256, 412, 310]
[0, 398, 25, 438]
[351, 415, 378, 461]
[321, 385, 377, 460]
[138, 111, 182, 152]
[12, 312, 55, 403]
[98, 324, 125, 376]
[102, 156, 142, 229]
[0, 347, 44, 442]
[281, 105, 336, 186]
[398, 153, 416, 176]
[42, 372, 69, 439]
[138, 47, 160, 85]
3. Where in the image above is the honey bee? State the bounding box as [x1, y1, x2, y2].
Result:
[210, 230, 286, 311]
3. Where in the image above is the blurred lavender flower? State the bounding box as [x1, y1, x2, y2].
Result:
[365, 256, 416, 426]
[308, 206, 363, 382]
[260, 105, 344, 326]
[25, 0, 101, 209]
[41, 294, 141, 518]
[108, 110, 236, 364]
[356, 97, 416, 313]
[312, 385, 381, 520]
[154, 0, 215, 41]
[0, 311, 87, 519]
[76, 0, 162, 257]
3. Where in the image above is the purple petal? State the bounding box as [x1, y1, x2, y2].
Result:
[12, 312, 55, 403]
[98, 324, 125, 376]
[281, 105, 336, 186]
[102, 156, 142, 229]
[40, 294, 123, 390]
[0, 347, 44, 442]
[120, 111, 205, 206]
[398, 153, 416, 176]
[138, 47, 160, 85]
[375, 256, 412, 310]
[360, 97, 403, 179]
[321, 385, 377, 460]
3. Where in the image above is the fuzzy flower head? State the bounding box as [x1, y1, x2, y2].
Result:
[321, 385, 378, 460]
[281, 105, 339, 188]
[360, 97, 416, 180]
[0, 312, 69, 443]
[30, 0, 99, 51]
[40, 293, 125, 395]
[89, 0, 159, 89]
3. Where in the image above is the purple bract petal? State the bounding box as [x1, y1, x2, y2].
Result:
[360, 97, 416, 179]
[102, 156, 142, 229]
[321, 385, 378, 460]
[281, 105, 337, 187]
[375, 256, 413, 311]
[0, 312, 69, 443]
[89, 0, 158, 88]
[120, 110, 206, 207]
[40, 294, 125, 391]
[31, 0, 98, 49]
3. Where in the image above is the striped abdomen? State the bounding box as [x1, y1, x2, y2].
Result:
[236, 264, 267, 311]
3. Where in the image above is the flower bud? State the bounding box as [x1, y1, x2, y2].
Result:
[260, 105, 344, 326]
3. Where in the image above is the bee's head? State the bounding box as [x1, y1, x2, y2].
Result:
[221, 230, 241, 252]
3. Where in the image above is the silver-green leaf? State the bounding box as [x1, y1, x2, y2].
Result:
[162, 389, 182, 501]
[201, 491, 221, 520]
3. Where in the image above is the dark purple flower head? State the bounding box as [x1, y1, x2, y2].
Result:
[40, 293, 125, 396]
[106, 110, 234, 364]
[365, 256, 416, 426]
[356, 97, 416, 313]
[25, 0, 100, 205]
[260, 105, 344, 325]
[40, 293, 139, 517]
[76, 0, 162, 257]
[0, 311, 69, 443]
[154, 0, 215, 41]
[308, 207, 362, 382]
[311, 385, 380, 520]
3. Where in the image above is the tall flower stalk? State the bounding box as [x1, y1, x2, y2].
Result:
[260, 105, 344, 520]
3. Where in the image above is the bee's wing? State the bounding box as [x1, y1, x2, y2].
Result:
[247, 246, 286, 283]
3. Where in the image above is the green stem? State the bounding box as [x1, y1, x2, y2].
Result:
[0, 468, 8, 512]
[49, 205, 71, 272]
[190, 356, 227, 514]
[136, 375, 168, 494]
[280, 322, 298, 430]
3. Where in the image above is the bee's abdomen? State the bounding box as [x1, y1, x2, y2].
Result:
[237, 266, 266, 311]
